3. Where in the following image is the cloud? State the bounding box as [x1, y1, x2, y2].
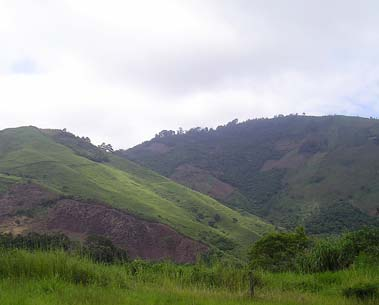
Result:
[0, 0, 379, 148]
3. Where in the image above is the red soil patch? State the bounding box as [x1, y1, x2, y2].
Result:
[45, 199, 208, 263]
[261, 153, 307, 172]
[0, 184, 208, 263]
[170, 164, 234, 201]
[274, 139, 301, 152]
[144, 142, 171, 154]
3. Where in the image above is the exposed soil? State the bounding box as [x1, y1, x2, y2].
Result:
[274, 139, 301, 152]
[0, 184, 208, 263]
[170, 164, 234, 201]
[144, 142, 172, 154]
[261, 153, 307, 171]
[0, 183, 57, 217]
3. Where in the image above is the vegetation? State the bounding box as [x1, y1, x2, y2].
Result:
[0, 238, 377, 304]
[0, 120, 378, 304]
[249, 227, 379, 274]
[248, 227, 310, 272]
[122, 115, 379, 234]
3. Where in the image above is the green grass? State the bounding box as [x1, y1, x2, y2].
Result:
[0, 249, 377, 305]
[0, 126, 273, 258]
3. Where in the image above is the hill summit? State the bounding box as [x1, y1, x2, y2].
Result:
[0, 126, 273, 261]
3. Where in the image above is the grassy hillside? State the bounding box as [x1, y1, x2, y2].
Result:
[122, 115, 379, 234]
[0, 126, 273, 258]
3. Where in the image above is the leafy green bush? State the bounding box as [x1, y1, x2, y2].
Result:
[248, 227, 310, 272]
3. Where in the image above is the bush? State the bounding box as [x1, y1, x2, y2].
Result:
[343, 283, 379, 300]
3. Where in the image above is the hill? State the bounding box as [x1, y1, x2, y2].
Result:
[0, 126, 273, 261]
[121, 115, 379, 234]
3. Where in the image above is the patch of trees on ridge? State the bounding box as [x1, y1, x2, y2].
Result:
[48, 129, 114, 163]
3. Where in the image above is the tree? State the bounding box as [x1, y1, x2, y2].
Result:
[98, 143, 114, 152]
[82, 136, 91, 143]
[156, 130, 176, 138]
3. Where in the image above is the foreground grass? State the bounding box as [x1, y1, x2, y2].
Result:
[0, 250, 377, 305]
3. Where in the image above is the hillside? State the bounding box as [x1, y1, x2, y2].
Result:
[0, 126, 273, 261]
[122, 115, 379, 234]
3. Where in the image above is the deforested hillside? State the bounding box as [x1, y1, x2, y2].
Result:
[121, 115, 379, 234]
[0, 126, 273, 261]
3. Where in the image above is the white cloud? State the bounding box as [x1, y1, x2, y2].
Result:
[0, 0, 379, 148]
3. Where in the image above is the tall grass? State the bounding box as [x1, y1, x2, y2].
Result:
[0, 249, 377, 305]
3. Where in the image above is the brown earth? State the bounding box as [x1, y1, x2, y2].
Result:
[144, 142, 172, 154]
[274, 139, 301, 152]
[0, 184, 208, 263]
[170, 164, 234, 201]
[261, 152, 308, 172]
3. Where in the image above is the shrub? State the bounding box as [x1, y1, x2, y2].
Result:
[343, 227, 379, 260]
[249, 227, 310, 272]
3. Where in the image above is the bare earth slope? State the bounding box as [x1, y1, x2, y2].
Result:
[0, 184, 207, 263]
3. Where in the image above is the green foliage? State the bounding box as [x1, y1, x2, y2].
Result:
[248, 227, 310, 272]
[305, 201, 378, 234]
[343, 227, 379, 258]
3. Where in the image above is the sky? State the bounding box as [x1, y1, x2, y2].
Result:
[1, 0, 379, 148]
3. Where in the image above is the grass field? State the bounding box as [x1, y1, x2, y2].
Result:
[0, 249, 377, 305]
[0, 126, 273, 258]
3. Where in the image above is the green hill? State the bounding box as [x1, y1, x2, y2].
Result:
[0, 126, 273, 258]
[121, 115, 379, 234]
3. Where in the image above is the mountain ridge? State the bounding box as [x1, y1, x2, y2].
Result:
[121, 115, 379, 234]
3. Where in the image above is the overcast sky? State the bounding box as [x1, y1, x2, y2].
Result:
[1, 0, 379, 148]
